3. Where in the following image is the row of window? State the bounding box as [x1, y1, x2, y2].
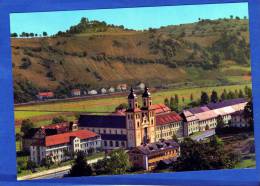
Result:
[103, 140, 125, 147]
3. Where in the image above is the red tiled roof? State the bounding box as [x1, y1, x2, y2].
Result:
[45, 130, 98, 147]
[38, 92, 54, 97]
[156, 112, 182, 126]
[150, 104, 171, 114]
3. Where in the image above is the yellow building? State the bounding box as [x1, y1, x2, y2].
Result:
[128, 139, 180, 170]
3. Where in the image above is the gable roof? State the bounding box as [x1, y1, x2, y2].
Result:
[78, 115, 126, 129]
[150, 104, 171, 114]
[132, 139, 179, 155]
[156, 112, 182, 126]
[45, 130, 98, 147]
[207, 98, 247, 109]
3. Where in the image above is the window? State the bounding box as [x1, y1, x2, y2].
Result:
[110, 141, 113, 147]
[121, 141, 125, 147]
[103, 129, 106, 134]
[116, 141, 119, 147]
[104, 141, 107, 147]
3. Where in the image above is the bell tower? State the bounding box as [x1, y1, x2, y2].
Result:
[141, 87, 155, 144]
[126, 88, 141, 148]
[142, 87, 152, 109]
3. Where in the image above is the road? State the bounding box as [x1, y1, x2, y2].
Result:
[18, 156, 104, 180]
[191, 129, 216, 141]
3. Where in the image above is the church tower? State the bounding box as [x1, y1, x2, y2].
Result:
[140, 87, 155, 144]
[126, 88, 142, 148]
[126, 87, 156, 148]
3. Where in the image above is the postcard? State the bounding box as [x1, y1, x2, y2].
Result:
[10, 2, 255, 180]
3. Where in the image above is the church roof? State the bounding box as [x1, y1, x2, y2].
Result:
[128, 87, 137, 99]
[156, 112, 182, 126]
[142, 87, 151, 98]
[78, 115, 126, 129]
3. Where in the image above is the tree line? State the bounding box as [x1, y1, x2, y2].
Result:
[164, 86, 252, 112]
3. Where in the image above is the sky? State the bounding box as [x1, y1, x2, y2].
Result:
[10, 2, 248, 36]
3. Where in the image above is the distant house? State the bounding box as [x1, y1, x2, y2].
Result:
[71, 89, 81, 97]
[116, 84, 127, 92]
[88, 89, 98, 95]
[108, 87, 115, 93]
[37, 92, 54, 100]
[136, 82, 145, 90]
[100, 88, 107, 94]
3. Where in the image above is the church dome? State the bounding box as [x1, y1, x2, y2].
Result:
[142, 87, 151, 98]
[128, 87, 137, 99]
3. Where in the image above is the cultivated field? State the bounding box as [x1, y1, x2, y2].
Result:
[15, 83, 251, 121]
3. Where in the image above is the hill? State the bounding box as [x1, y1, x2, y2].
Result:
[11, 17, 251, 103]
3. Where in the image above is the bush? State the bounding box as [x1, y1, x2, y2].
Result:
[20, 57, 32, 69]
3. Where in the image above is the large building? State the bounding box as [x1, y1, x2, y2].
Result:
[181, 98, 248, 136]
[78, 88, 183, 150]
[128, 139, 180, 170]
[78, 88, 249, 150]
[30, 130, 101, 165]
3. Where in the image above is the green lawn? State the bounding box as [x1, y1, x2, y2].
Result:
[235, 158, 256, 169]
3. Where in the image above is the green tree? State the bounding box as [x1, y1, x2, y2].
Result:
[21, 119, 35, 137]
[11, 33, 18, 37]
[220, 89, 228, 101]
[182, 97, 185, 103]
[244, 99, 253, 130]
[210, 90, 218, 103]
[43, 31, 48, 37]
[227, 91, 235, 99]
[244, 86, 252, 98]
[116, 103, 128, 110]
[164, 98, 170, 107]
[27, 160, 37, 171]
[200, 91, 209, 105]
[52, 116, 67, 124]
[238, 89, 244, 98]
[41, 155, 53, 169]
[215, 115, 225, 134]
[172, 133, 178, 143]
[106, 149, 130, 175]
[174, 94, 179, 105]
[69, 151, 93, 177]
[190, 93, 194, 102]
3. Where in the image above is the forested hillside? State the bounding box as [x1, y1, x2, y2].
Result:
[11, 17, 251, 103]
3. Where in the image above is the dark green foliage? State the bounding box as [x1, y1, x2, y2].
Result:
[20, 57, 32, 69]
[215, 115, 226, 135]
[210, 90, 218, 103]
[210, 32, 250, 65]
[200, 91, 209, 105]
[244, 86, 252, 98]
[105, 149, 130, 175]
[190, 94, 194, 102]
[164, 98, 170, 107]
[69, 151, 93, 177]
[52, 116, 67, 124]
[21, 119, 35, 138]
[43, 32, 48, 36]
[27, 160, 37, 171]
[244, 99, 253, 130]
[41, 155, 53, 168]
[172, 137, 236, 171]
[116, 103, 128, 110]
[14, 80, 39, 103]
[238, 89, 245, 98]
[11, 33, 18, 37]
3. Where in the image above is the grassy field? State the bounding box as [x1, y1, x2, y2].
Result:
[15, 83, 251, 121]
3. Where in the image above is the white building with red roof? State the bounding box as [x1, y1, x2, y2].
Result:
[30, 130, 101, 165]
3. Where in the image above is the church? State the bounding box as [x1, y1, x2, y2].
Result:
[78, 87, 183, 150]
[78, 87, 248, 150]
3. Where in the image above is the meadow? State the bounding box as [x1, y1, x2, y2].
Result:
[15, 84, 251, 121]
